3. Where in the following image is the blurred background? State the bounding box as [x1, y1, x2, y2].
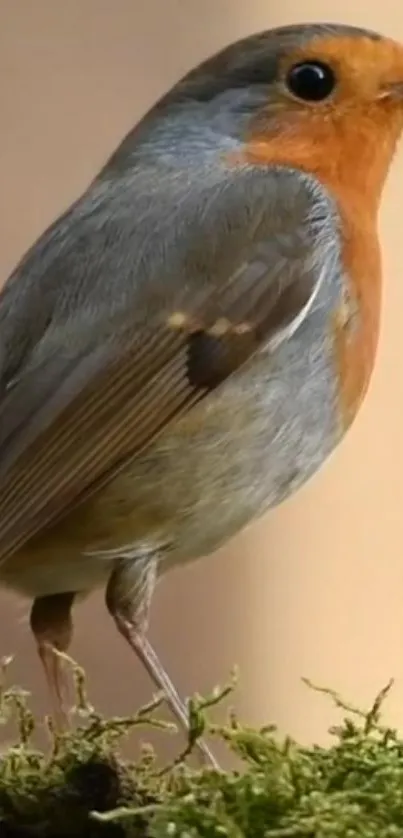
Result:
[1, 0, 403, 759]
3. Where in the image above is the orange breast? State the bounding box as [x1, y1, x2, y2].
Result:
[329, 200, 381, 430]
[241, 111, 386, 431]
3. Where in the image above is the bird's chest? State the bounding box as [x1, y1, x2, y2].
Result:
[329, 215, 382, 433]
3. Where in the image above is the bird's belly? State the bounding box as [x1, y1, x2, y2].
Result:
[2, 323, 341, 596]
[0, 548, 113, 599]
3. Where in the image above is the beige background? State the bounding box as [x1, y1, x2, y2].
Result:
[1, 0, 403, 757]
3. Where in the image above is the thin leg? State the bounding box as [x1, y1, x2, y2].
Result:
[106, 558, 219, 769]
[30, 592, 75, 730]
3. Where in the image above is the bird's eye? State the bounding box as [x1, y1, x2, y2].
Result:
[286, 61, 336, 102]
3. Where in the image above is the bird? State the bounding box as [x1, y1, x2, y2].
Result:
[0, 21, 402, 766]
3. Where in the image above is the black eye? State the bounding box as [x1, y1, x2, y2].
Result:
[286, 61, 336, 102]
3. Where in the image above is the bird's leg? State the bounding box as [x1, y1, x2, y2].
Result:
[30, 592, 75, 731]
[105, 557, 219, 769]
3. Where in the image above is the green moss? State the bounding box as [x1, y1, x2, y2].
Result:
[0, 655, 402, 837]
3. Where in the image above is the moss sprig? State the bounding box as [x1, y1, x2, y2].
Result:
[0, 656, 402, 837]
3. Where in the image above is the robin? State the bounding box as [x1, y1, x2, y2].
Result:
[0, 22, 401, 766]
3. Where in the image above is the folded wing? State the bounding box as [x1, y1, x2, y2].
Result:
[0, 165, 337, 560]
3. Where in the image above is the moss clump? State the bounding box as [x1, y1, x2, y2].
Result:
[0, 656, 402, 837]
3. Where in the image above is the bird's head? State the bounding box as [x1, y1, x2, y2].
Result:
[161, 23, 403, 215]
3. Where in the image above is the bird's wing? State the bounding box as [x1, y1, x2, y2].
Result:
[0, 165, 337, 560]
